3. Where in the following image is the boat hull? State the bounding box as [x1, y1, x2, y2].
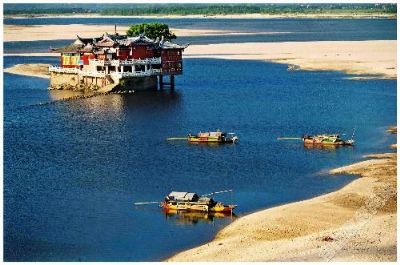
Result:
[161, 202, 236, 213]
[188, 137, 236, 144]
[303, 139, 353, 146]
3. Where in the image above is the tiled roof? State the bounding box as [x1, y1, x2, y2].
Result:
[51, 43, 83, 53]
[52, 33, 188, 53]
[158, 40, 189, 50]
[117, 34, 156, 46]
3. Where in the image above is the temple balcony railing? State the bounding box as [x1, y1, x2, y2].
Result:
[116, 57, 162, 65]
[50, 65, 160, 78]
[90, 57, 162, 67]
[49, 65, 79, 74]
[79, 70, 106, 78]
[49, 66, 106, 77]
[109, 60, 119, 66]
[89, 59, 105, 66]
[110, 69, 160, 79]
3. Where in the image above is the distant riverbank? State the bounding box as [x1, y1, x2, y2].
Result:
[5, 13, 396, 20]
[168, 149, 397, 261]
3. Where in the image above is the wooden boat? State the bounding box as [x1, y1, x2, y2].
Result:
[161, 191, 237, 213]
[188, 131, 238, 143]
[302, 134, 354, 146]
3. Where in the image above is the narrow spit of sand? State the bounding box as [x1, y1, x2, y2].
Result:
[4, 40, 396, 80]
[168, 151, 397, 262]
[4, 64, 50, 79]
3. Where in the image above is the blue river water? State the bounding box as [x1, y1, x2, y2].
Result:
[3, 18, 397, 261]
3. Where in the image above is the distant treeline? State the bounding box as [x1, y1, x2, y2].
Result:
[4, 4, 397, 16]
[4, 8, 93, 15]
[100, 4, 397, 16]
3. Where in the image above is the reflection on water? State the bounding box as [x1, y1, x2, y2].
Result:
[164, 209, 236, 225]
[303, 143, 354, 151]
[187, 142, 230, 147]
[49, 90, 87, 101]
[120, 90, 181, 111]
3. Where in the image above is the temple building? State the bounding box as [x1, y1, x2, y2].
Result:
[49, 33, 188, 92]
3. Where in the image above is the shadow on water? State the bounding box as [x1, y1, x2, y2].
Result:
[46, 89, 182, 119]
[163, 210, 237, 226]
[303, 143, 355, 151]
[48, 90, 89, 101]
[119, 89, 182, 112]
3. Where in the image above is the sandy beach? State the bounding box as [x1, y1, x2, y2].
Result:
[168, 150, 397, 262]
[5, 40, 396, 80]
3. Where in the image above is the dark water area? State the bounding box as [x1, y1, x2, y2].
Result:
[4, 18, 396, 54]
[4, 54, 396, 261]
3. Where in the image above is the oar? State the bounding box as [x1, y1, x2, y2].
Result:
[277, 137, 302, 140]
[167, 137, 187, 141]
[202, 189, 233, 197]
[133, 201, 160, 205]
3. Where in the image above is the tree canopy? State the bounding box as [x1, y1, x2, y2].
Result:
[126, 23, 176, 41]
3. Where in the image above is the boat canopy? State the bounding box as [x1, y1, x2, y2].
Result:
[198, 131, 223, 137]
[198, 197, 213, 203]
[316, 134, 340, 138]
[167, 191, 199, 202]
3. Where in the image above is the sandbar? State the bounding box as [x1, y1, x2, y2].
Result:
[4, 64, 50, 79]
[185, 40, 397, 79]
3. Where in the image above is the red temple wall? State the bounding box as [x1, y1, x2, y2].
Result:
[118, 48, 130, 60]
[81, 53, 95, 65]
[131, 46, 147, 59]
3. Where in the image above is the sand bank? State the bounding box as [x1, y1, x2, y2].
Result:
[4, 24, 288, 42]
[185, 40, 397, 79]
[4, 64, 50, 79]
[168, 151, 397, 262]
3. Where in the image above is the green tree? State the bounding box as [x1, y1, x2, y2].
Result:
[126, 23, 176, 41]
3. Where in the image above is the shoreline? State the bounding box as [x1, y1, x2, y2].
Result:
[168, 149, 397, 261]
[5, 13, 397, 20]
